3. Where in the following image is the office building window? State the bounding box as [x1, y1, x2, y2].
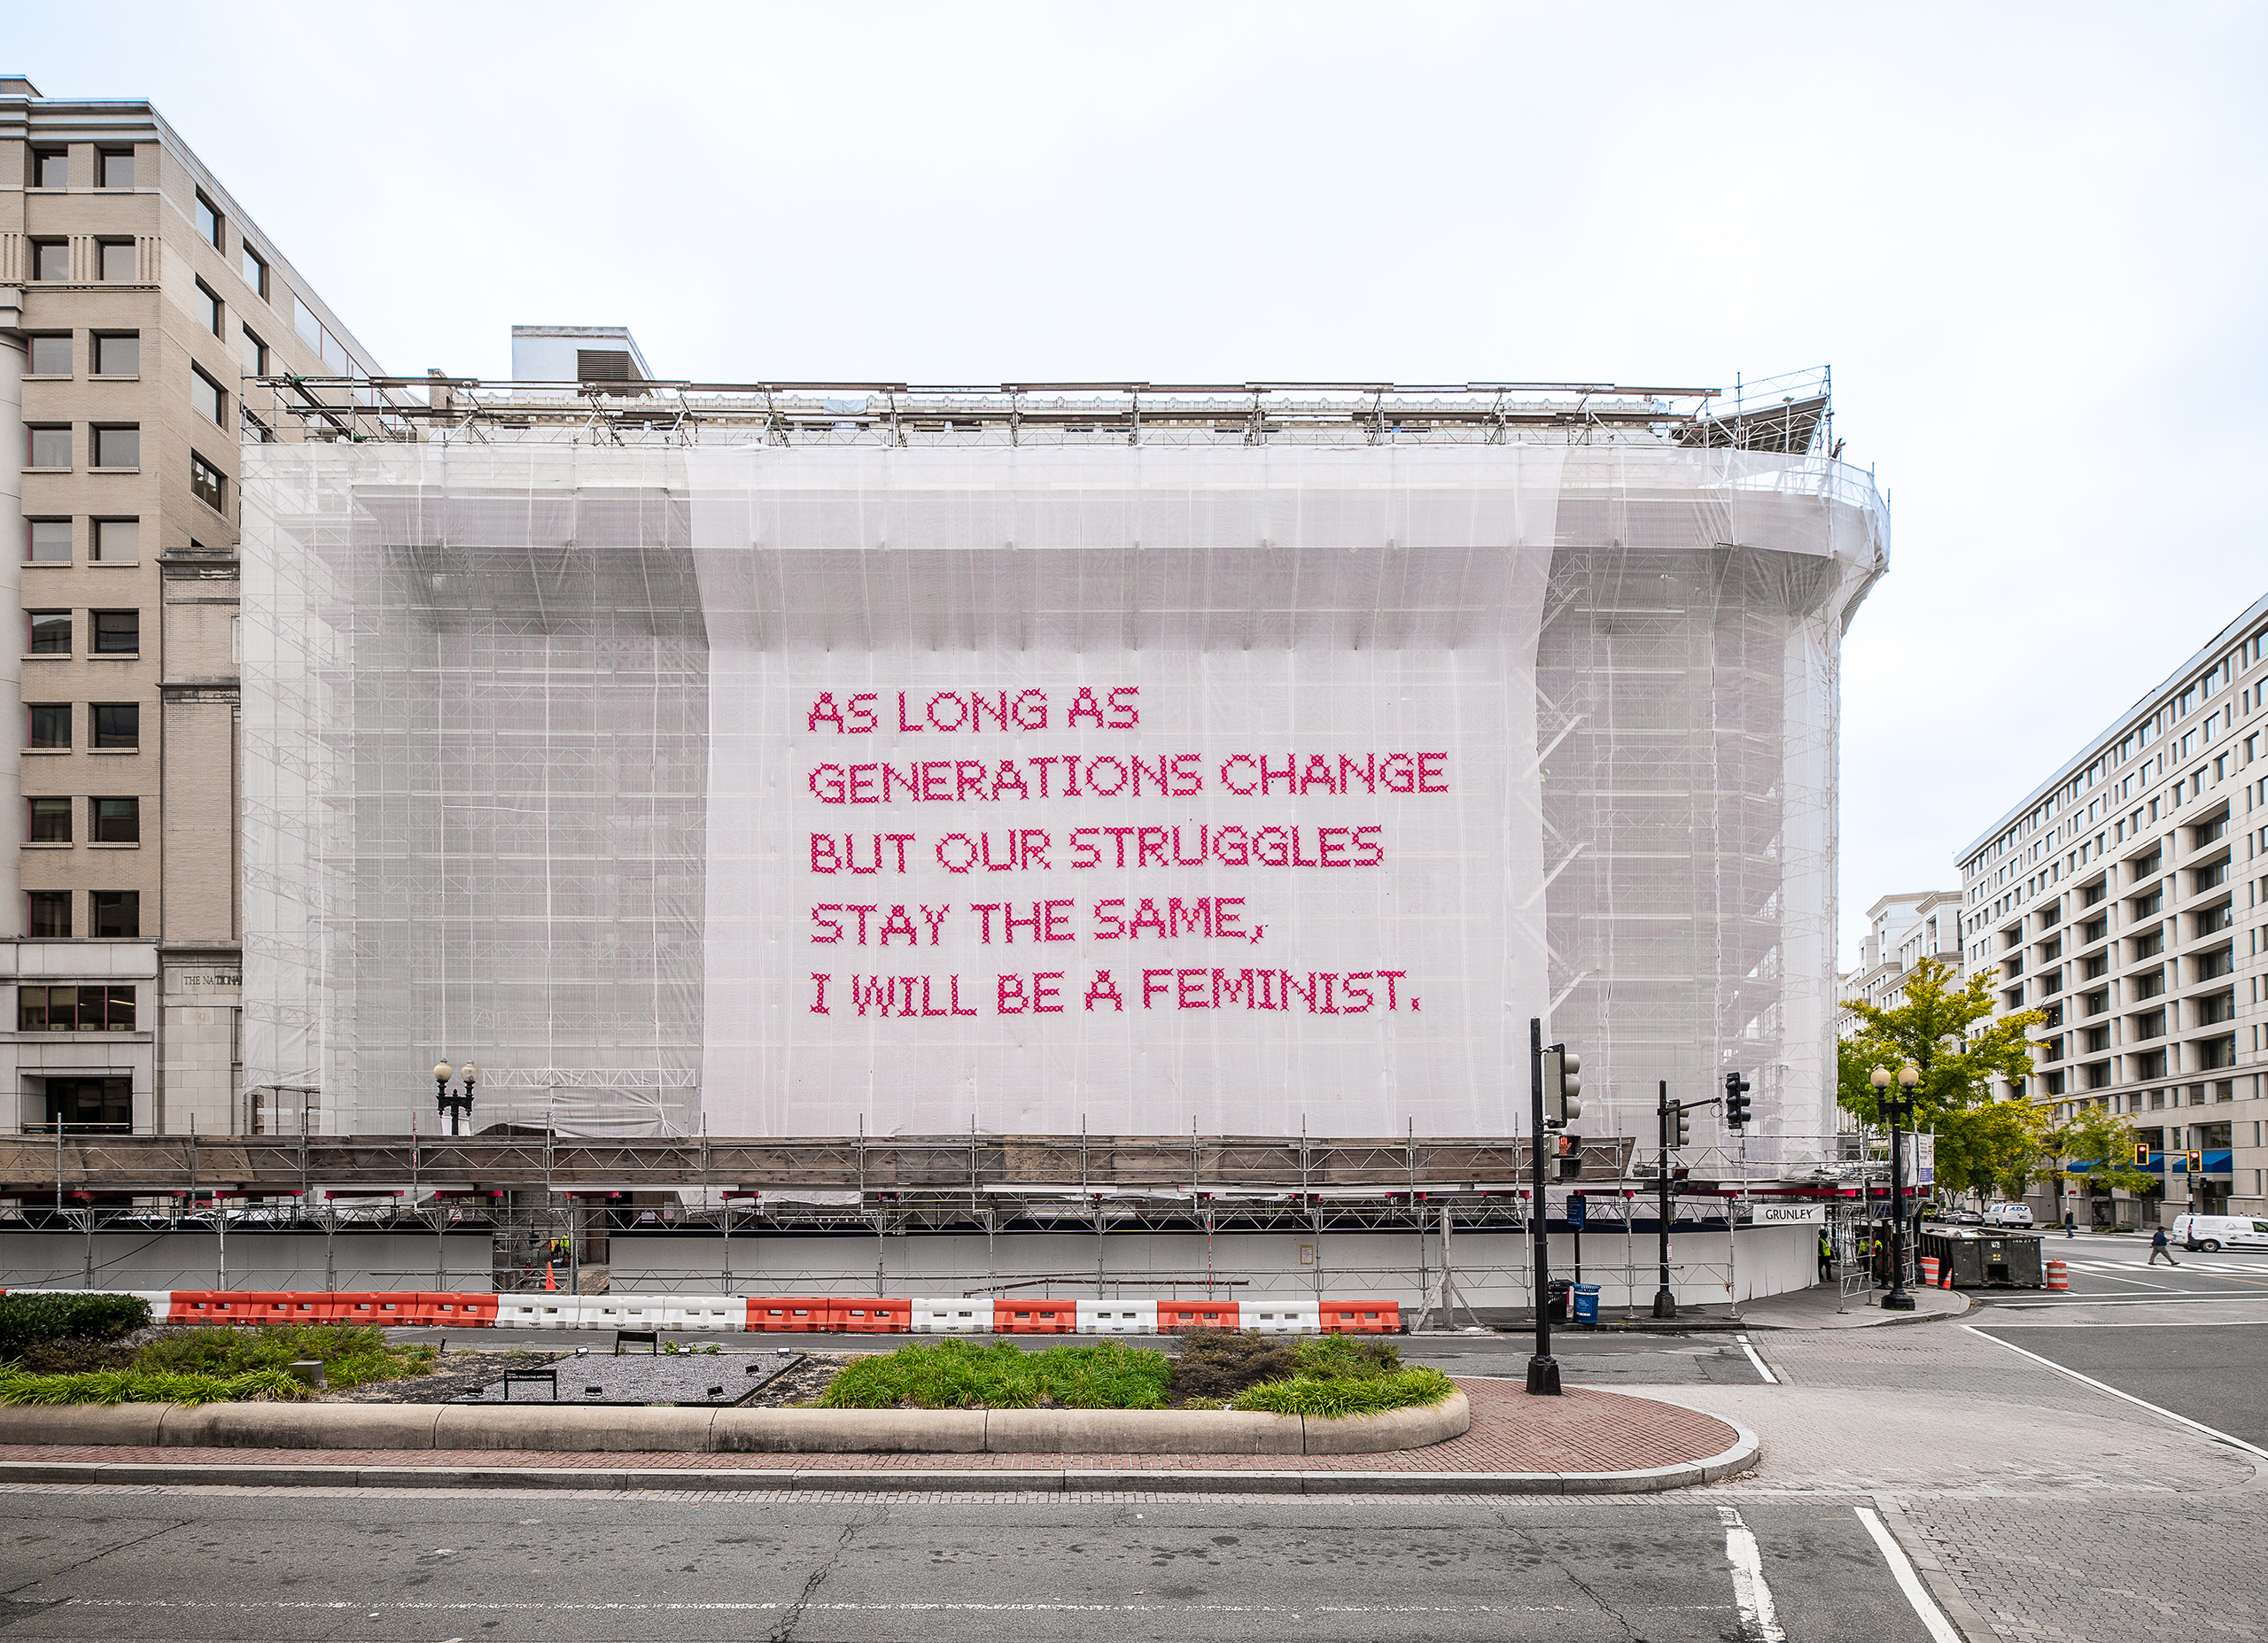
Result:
[241, 329, 268, 376]
[241, 244, 267, 298]
[193, 280, 221, 336]
[31, 148, 66, 188]
[91, 891, 139, 937]
[97, 150, 134, 189]
[26, 892, 71, 940]
[98, 240, 136, 282]
[93, 332, 138, 376]
[26, 520, 71, 563]
[19, 985, 135, 1033]
[92, 519, 138, 563]
[91, 425, 139, 469]
[92, 799, 139, 844]
[91, 611, 138, 655]
[27, 335, 71, 375]
[92, 705, 137, 750]
[27, 705, 70, 751]
[190, 452, 225, 512]
[31, 239, 69, 281]
[190, 367, 225, 425]
[27, 612, 72, 655]
[45, 1076, 132, 1133]
[196, 192, 222, 247]
[27, 797, 71, 843]
[27, 425, 71, 469]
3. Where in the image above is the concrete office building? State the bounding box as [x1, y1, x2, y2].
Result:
[1, 76, 381, 1138]
[1836, 889, 1963, 1039]
[1958, 593, 2268, 1225]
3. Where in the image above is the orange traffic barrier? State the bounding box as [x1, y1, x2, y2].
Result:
[1157, 1300, 1239, 1333]
[1320, 1301, 1400, 1334]
[332, 1292, 423, 1325]
[993, 1299, 1076, 1334]
[1919, 1256, 1939, 1286]
[423, 1293, 498, 1325]
[173, 1291, 311, 1325]
[746, 1298, 835, 1331]
[2045, 1259, 2069, 1291]
[835, 1299, 911, 1333]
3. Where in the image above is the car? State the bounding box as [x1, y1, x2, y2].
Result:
[1982, 1204, 2034, 1228]
[2171, 1213, 2268, 1252]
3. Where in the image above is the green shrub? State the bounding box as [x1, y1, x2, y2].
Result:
[134, 1325, 434, 1390]
[1230, 1366, 1455, 1419]
[0, 1367, 307, 1407]
[0, 1292, 152, 1360]
[819, 1337, 1173, 1410]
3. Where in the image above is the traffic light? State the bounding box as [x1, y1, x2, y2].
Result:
[2134, 1139, 2152, 1166]
[1542, 1045, 1582, 1129]
[2187, 1149, 2202, 1174]
[1724, 1072, 1752, 1130]
[1556, 1135, 1584, 1180]
[1661, 1100, 1691, 1151]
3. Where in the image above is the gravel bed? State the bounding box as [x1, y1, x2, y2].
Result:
[330, 1345, 850, 1407]
[327, 1347, 563, 1404]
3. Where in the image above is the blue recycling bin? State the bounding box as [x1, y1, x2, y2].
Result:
[1572, 1283, 1601, 1325]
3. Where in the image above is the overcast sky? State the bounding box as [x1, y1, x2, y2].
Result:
[15, 4, 2265, 965]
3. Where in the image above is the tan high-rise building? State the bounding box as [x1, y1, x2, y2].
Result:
[1, 76, 380, 1137]
[1958, 593, 2268, 1225]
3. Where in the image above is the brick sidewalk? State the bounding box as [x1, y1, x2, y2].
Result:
[0, 1380, 1740, 1478]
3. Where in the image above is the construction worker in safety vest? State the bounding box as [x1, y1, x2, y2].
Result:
[1818, 1228, 1834, 1281]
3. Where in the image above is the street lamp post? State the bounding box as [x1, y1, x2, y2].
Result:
[1871, 1062, 1918, 1312]
[434, 1059, 479, 1137]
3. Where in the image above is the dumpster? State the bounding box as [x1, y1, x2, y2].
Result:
[1546, 1278, 1573, 1322]
[1573, 1283, 1600, 1326]
[1916, 1229, 2043, 1288]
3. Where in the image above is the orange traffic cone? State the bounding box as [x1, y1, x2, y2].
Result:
[545, 1262, 557, 1290]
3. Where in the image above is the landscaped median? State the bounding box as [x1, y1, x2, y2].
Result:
[0, 1329, 1468, 1457]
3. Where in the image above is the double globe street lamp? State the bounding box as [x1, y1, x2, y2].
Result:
[1869, 1061, 1920, 1311]
[434, 1059, 479, 1136]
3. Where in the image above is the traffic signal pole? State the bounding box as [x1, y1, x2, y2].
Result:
[1526, 1015, 1560, 1395]
[1653, 1080, 1676, 1319]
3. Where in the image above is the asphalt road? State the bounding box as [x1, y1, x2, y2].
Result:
[0, 1490, 1947, 1642]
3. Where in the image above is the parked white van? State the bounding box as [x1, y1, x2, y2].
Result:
[1982, 1203, 2034, 1228]
[2171, 1213, 2268, 1252]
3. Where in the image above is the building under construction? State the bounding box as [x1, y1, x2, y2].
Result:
[2, 344, 1890, 1307]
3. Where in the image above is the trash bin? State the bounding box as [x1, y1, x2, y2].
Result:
[1573, 1283, 1600, 1326]
[1546, 1278, 1573, 1322]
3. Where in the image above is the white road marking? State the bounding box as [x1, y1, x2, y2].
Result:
[1964, 1326, 2268, 1461]
[1736, 1334, 1778, 1384]
[1854, 1506, 1962, 1643]
[1717, 1505, 1786, 1643]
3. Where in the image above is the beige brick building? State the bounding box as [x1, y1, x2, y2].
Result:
[0, 76, 378, 1136]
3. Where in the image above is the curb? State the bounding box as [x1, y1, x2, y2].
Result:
[0, 1391, 1469, 1460]
[0, 1419, 1757, 1496]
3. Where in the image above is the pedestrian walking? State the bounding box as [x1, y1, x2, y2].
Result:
[2149, 1226, 2179, 1266]
[1818, 1228, 1835, 1281]
[2062, 1209, 2076, 1240]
